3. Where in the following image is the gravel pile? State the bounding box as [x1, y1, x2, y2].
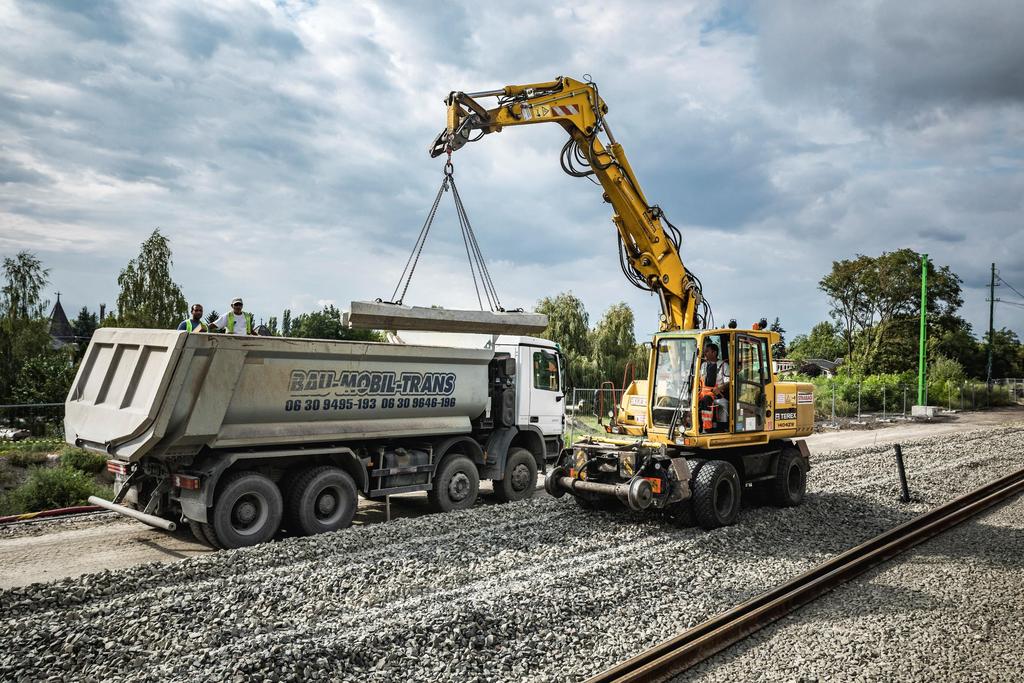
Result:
[2, 424, 1023, 682]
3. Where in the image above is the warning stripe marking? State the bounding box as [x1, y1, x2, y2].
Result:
[551, 104, 580, 116]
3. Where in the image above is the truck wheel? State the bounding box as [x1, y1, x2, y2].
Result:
[188, 520, 224, 549]
[692, 460, 741, 530]
[493, 448, 537, 503]
[428, 455, 479, 512]
[771, 447, 807, 507]
[286, 466, 357, 536]
[211, 472, 283, 548]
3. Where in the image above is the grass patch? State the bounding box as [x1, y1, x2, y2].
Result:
[6, 450, 50, 468]
[0, 466, 112, 515]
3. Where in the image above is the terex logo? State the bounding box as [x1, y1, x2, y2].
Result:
[289, 369, 456, 397]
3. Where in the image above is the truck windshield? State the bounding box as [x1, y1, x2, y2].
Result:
[651, 337, 698, 428]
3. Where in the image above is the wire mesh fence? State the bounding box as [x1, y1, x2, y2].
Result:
[0, 403, 65, 440]
[566, 376, 1023, 441]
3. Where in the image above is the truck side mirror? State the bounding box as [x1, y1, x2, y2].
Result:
[555, 394, 563, 402]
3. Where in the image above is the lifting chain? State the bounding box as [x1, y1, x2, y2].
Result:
[387, 151, 509, 312]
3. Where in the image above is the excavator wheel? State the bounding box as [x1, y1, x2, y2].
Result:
[770, 446, 807, 507]
[691, 460, 741, 530]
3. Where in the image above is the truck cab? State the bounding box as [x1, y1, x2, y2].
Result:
[495, 335, 565, 457]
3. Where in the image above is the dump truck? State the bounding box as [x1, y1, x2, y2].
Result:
[65, 328, 565, 548]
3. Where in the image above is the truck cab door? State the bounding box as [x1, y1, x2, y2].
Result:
[524, 346, 564, 436]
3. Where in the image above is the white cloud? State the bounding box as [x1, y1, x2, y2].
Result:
[0, 0, 1022, 344]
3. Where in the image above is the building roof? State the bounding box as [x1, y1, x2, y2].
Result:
[48, 295, 75, 343]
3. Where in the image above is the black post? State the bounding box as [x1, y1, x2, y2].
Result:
[894, 444, 910, 503]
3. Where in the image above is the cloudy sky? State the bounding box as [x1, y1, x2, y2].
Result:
[1, 0, 1023, 343]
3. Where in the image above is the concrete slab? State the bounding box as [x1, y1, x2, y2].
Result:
[348, 301, 548, 335]
[911, 405, 939, 418]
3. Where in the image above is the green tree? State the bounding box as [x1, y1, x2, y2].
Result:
[282, 309, 292, 336]
[289, 305, 382, 341]
[2, 251, 49, 320]
[12, 352, 77, 404]
[819, 249, 962, 374]
[769, 317, 786, 358]
[205, 310, 219, 325]
[788, 321, 846, 363]
[932, 320, 984, 378]
[71, 306, 98, 355]
[0, 252, 54, 403]
[115, 229, 187, 329]
[267, 316, 279, 336]
[536, 292, 592, 389]
[591, 303, 638, 385]
[985, 327, 1023, 378]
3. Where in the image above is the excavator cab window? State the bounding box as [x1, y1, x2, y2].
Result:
[651, 337, 698, 428]
[734, 335, 768, 432]
[698, 334, 731, 433]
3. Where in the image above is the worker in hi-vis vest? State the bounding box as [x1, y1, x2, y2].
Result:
[211, 297, 254, 335]
[177, 303, 209, 333]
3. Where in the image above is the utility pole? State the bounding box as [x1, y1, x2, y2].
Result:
[917, 254, 928, 406]
[986, 262, 995, 389]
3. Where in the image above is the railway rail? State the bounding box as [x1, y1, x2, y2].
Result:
[586, 465, 1024, 683]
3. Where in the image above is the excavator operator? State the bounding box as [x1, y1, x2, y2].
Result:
[699, 341, 729, 432]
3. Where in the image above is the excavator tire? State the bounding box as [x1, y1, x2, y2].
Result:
[692, 460, 741, 530]
[770, 446, 807, 507]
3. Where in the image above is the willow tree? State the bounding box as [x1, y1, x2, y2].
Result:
[116, 229, 187, 329]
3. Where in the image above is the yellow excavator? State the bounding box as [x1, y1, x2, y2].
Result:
[432, 76, 813, 528]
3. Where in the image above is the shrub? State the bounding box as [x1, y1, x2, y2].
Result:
[7, 450, 49, 468]
[3, 467, 112, 514]
[0, 440, 56, 457]
[60, 447, 107, 473]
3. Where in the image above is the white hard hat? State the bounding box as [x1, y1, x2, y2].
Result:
[231, 297, 243, 305]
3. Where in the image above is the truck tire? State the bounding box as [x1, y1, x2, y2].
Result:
[771, 447, 807, 507]
[692, 460, 741, 530]
[188, 520, 224, 549]
[493, 448, 537, 503]
[428, 455, 479, 513]
[286, 466, 357, 536]
[210, 471, 283, 548]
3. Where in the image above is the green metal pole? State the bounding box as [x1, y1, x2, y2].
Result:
[917, 254, 928, 405]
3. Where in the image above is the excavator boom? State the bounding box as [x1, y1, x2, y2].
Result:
[430, 76, 707, 332]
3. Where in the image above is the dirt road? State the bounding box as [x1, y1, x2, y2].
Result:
[2, 407, 1021, 589]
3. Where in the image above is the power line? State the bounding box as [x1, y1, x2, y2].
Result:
[996, 299, 1024, 308]
[997, 274, 1024, 301]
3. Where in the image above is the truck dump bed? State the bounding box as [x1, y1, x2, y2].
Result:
[65, 329, 494, 462]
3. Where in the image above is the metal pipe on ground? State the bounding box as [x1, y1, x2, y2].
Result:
[87, 496, 177, 531]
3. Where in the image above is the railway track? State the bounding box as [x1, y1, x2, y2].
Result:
[586, 465, 1024, 683]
